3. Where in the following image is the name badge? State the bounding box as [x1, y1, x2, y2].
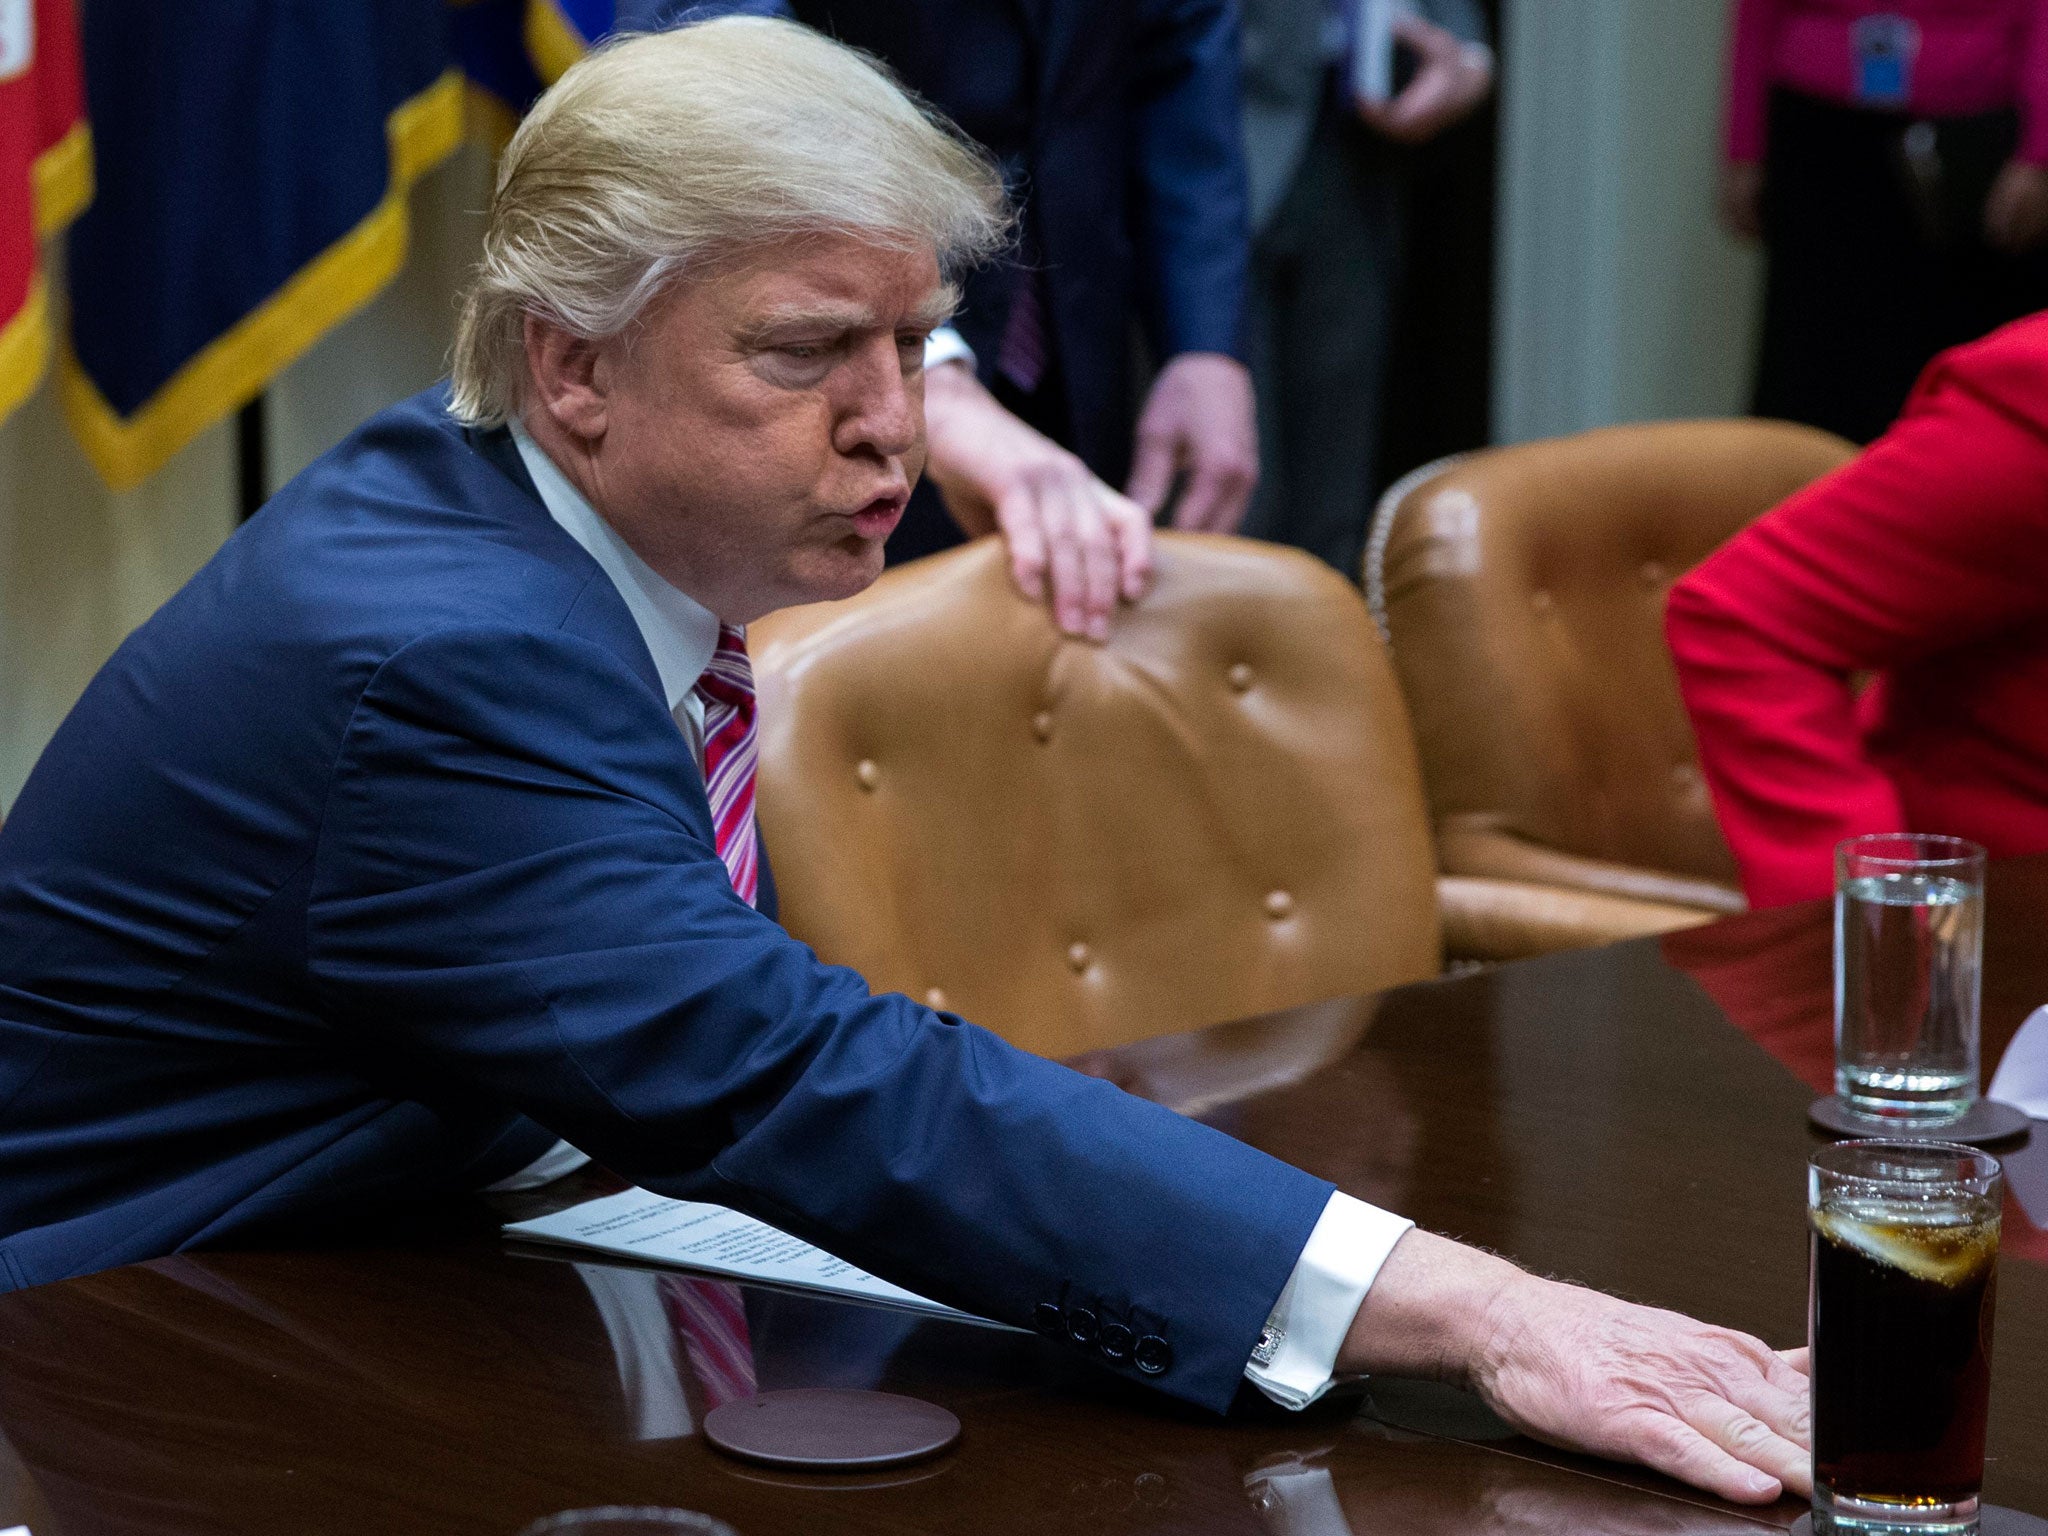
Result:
[1850, 13, 1919, 107]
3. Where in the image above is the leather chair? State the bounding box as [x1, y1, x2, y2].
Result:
[751, 533, 1441, 1057]
[1369, 419, 1856, 961]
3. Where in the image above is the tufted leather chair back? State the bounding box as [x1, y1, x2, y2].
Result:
[751, 533, 1441, 1057]
[1378, 420, 1855, 897]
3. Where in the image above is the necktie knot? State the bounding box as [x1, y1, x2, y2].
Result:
[694, 624, 754, 714]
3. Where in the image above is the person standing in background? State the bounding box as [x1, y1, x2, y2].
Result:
[1722, 0, 2048, 444]
[1237, 0, 1493, 579]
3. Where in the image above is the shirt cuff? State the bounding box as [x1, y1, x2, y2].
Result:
[1244, 1191, 1413, 1410]
[924, 326, 976, 373]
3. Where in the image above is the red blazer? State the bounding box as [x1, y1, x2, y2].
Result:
[1669, 312, 2048, 907]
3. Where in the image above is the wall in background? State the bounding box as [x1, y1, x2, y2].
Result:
[0, 147, 493, 811]
[1493, 0, 1762, 443]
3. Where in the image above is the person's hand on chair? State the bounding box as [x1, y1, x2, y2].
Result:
[923, 360, 1152, 642]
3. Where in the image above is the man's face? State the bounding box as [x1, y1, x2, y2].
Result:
[558, 235, 949, 623]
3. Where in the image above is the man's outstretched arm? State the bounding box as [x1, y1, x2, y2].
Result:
[313, 623, 1809, 1496]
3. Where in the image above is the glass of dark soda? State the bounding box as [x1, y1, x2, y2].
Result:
[1809, 1140, 2001, 1534]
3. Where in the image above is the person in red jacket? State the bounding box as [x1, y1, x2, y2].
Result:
[1668, 312, 2048, 908]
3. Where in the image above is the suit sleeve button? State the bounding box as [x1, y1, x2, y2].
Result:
[1065, 1306, 1099, 1346]
[1032, 1302, 1064, 1337]
[1133, 1334, 1172, 1375]
[1098, 1322, 1135, 1363]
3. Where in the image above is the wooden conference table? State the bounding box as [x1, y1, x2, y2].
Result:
[2, 865, 2047, 1536]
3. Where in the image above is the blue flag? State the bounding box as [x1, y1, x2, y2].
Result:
[60, 3, 463, 490]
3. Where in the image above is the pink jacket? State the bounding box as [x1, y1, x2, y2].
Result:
[1726, 0, 2048, 162]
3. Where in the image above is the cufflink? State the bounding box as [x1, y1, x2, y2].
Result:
[1250, 1324, 1285, 1368]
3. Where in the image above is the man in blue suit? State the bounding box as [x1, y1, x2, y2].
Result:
[0, 19, 1809, 1503]
[636, 0, 1261, 565]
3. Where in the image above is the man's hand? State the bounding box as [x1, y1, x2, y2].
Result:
[1338, 1230, 1811, 1506]
[1125, 353, 1258, 533]
[1719, 161, 1765, 242]
[923, 361, 1152, 642]
[1357, 14, 1494, 146]
[1985, 158, 2048, 254]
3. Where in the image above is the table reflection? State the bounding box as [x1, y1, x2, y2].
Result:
[0, 1238, 1803, 1536]
[1249, 1441, 1771, 1536]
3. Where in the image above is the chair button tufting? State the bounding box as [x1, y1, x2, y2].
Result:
[1032, 710, 1054, 742]
[1067, 942, 1091, 974]
[1227, 662, 1255, 692]
[855, 759, 879, 790]
[1264, 890, 1294, 919]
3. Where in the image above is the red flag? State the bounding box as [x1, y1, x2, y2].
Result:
[1, 0, 90, 428]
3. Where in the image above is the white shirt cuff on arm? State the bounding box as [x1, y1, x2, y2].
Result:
[1244, 1191, 1414, 1410]
[924, 325, 976, 373]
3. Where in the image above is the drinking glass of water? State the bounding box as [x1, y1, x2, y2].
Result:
[1835, 834, 1986, 1125]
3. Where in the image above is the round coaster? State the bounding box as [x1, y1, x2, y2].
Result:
[1792, 1505, 2047, 1534]
[1808, 1095, 2033, 1147]
[702, 1388, 960, 1471]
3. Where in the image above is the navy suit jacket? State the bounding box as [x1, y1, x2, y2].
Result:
[645, 0, 1253, 483]
[0, 389, 1331, 1411]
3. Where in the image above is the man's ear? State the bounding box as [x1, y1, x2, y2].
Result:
[523, 315, 611, 445]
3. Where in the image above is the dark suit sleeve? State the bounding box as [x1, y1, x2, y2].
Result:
[307, 624, 1333, 1411]
[1130, 0, 1254, 360]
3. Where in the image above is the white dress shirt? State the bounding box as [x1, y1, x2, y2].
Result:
[491, 417, 1414, 1408]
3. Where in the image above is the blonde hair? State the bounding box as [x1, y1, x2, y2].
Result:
[449, 17, 1009, 425]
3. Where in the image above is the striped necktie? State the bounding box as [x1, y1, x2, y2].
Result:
[692, 624, 759, 908]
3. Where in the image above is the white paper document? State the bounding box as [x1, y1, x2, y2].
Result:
[1990, 1005, 2048, 1119]
[506, 1189, 1009, 1328]
[1988, 1006, 2048, 1227]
